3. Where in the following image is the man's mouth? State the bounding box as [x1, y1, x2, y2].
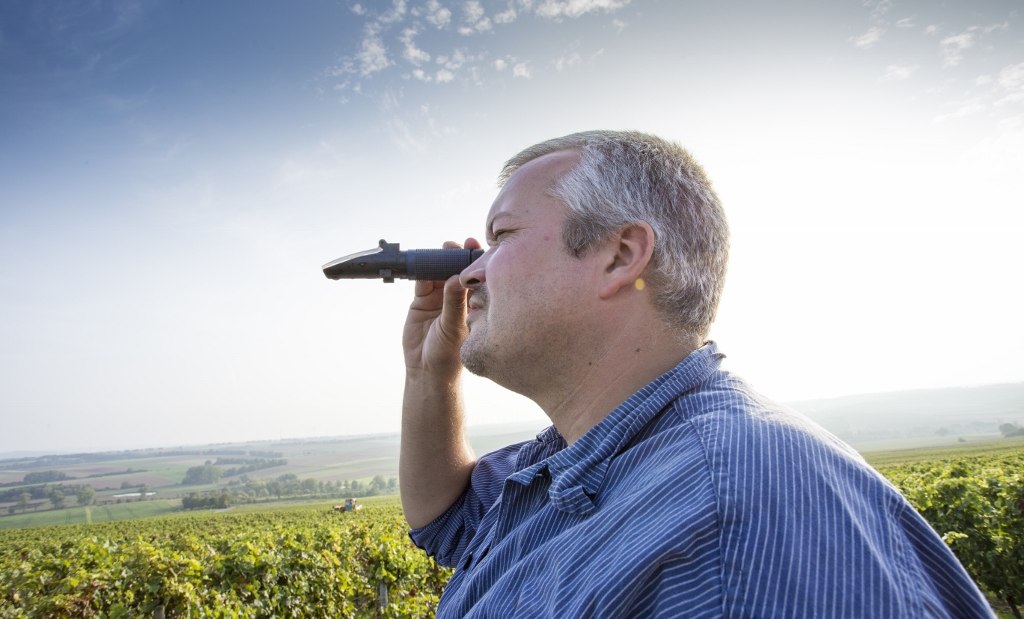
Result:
[467, 289, 487, 314]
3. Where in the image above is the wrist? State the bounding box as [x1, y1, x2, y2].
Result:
[404, 363, 462, 392]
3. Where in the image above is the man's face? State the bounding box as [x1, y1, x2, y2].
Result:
[459, 150, 600, 394]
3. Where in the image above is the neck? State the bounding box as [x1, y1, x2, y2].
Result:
[535, 318, 697, 445]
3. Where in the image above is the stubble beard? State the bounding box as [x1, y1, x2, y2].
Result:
[460, 286, 492, 378]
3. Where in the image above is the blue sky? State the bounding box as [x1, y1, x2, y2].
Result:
[1, 0, 1022, 454]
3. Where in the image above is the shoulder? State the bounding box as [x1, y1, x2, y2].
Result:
[666, 370, 869, 477]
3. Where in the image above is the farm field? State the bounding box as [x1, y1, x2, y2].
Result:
[0, 499, 182, 530]
[0, 497, 448, 617]
[1, 440, 1022, 616]
[871, 440, 1023, 618]
[864, 435, 1024, 466]
[0, 426, 546, 521]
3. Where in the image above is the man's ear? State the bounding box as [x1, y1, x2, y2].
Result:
[598, 222, 656, 300]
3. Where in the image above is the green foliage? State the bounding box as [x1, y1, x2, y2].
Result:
[7, 446, 1018, 617]
[999, 423, 1024, 438]
[48, 489, 66, 510]
[75, 486, 96, 507]
[182, 464, 222, 485]
[23, 470, 69, 484]
[878, 450, 1024, 615]
[181, 491, 231, 510]
[0, 503, 450, 618]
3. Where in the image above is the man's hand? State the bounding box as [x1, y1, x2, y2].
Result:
[399, 238, 482, 529]
[402, 238, 482, 375]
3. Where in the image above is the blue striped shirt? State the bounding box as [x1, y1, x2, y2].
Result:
[410, 343, 993, 617]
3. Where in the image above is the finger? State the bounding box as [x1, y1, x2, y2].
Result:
[413, 278, 438, 299]
[464, 237, 481, 251]
[413, 240, 460, 298]
[439, 275, 468, 332]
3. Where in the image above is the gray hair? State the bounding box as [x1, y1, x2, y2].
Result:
[499, 130, 729, 339]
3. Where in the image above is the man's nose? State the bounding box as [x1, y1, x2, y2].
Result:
[460, 249, 488, 288]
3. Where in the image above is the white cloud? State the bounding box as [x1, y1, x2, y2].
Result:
[997, 63, 1024, 91]
[357, 26, 391, 76]
[495, 8, 517, 24]
[864, 0, 892, 21]
[459, 1, 492, 34]
[424, 0, 452, 28]
[995, 93, 1024, 107]
[611, 18, 627, 32]
[933, 97, 985, 122]
[535, 0, 632, 20]
[983, 21, 1009, 34]
[554, 52, 582, 72]
[331, 0, 623, 94]
[880, 64, 918, 81]
[994, 63, 1024, 106]
[924, 24, 938, 35]
[851, 27, 883, 49]
[379, 0, 408, 24]
[894, 17, 914, 28]
[400, 27, 431, 65]
[940, 32, 974, 67]
[439, 49, 472, 70]
[464, 0, 485, 23]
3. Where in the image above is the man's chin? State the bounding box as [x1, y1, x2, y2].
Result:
[459, 341, 489, 378]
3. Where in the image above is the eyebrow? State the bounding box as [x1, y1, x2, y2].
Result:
[486, 213, 513, 239]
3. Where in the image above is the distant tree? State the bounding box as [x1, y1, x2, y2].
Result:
[17, 492, 30, 513]
[137, 483, 148, 500]
[999, 422, 1024, 437]
[276, 474, 300, 496]
[76, 485, 96, 506]
[183, 464, 222, 485]
[370, 475, 387, 495]
[48, 489, 65, 509]
[301, 478, 318, 494]
[387, 477, 398, 491]
[24, 470, 68, 484]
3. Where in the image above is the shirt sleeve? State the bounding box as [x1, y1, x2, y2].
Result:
[408, 440, 527, 567]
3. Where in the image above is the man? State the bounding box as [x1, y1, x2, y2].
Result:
[400, 130, 992, 617]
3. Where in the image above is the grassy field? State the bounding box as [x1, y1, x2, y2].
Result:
[0, 495, 403, 530]
[0, 499, 182, 529]
[2, 430, 1021, 531]
[862, 435, 1024, 466]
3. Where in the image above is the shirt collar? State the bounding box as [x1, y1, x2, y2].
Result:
[508, 342, 725, 516]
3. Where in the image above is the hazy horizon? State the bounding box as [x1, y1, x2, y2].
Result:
[2, 381, 1020, 458]
[2, 0, 1022, 454]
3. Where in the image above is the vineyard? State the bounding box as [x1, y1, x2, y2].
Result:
[1, 444, 1022, 618]
[0, 501, 450, 618]
[875, 446, 1024, 618]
